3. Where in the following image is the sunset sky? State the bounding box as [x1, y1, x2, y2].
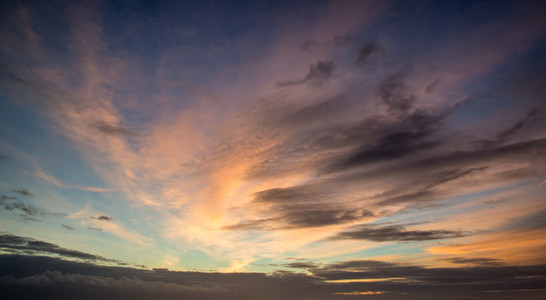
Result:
[1, 0, 545, 299]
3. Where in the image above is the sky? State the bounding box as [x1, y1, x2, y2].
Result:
[0, 0, 545, 299]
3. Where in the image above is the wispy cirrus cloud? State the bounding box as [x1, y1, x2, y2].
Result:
[35, 170, 112, 192]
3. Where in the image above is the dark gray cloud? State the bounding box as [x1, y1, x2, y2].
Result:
[310, 259, 546, 292]
[0, 270, 228, 298]
[277, 61, 334, 87]
[355, 43, 380, 66]
[225, 208, 374, 230]
[329, 224, 467, 242]
[0, 195, 66, 220]
[0, 195, 45, 218]
[422, 167, 488, 190]
[284, 262, 320, 269]
[61, 225, 74, 230]
[1, 254, 545, 300]
[0, 234, 124, 265]
[12, 189, 32, 197]
[253, 185, 321, 204]
[395, 138, 546, 176]
[236, 136, 545, 235]
[0, 153, 7, 160]
[344, 137, 542, 197]
[496, 108, 538, 140]
[441, 257, 504, 266]
[87, 227, 103, 231]
[0, 254, 324, 300]
[480, 108, 540, 148]
[280, 208, 374, 229]
[92, 215, 113, 221]
[91, 121, 134, 137]
[337, 130, 439, 170]
[1, 195, 17, 201]
[377, 72, 415, 115]
[375, 166, 488, 206]
[279, 96, 350, 126]
[240, 137, 544, 231]
[324, 109, 448, 173]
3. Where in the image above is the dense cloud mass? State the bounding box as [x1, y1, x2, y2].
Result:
[0, 250, 545, 300]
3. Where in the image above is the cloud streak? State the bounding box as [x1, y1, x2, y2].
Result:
[277, 61, 335, 86]
[329, 224, 467, 242]
[0, 234, 124, 265]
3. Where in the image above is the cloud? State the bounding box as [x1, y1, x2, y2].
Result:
[35, 170, 112, 192]
[0, 270, 227, 296]
[0, 254, 322, 300]
[91, 121, 134, 137]
[335, 130, 439, 170]
[1, 254, 545, 300]
[277, 61, 335, 86]
[310, 259, 546, 291]
[441, 257, 504, 266]
[355, 43, 380, 66]
[0, 234, 125, 265]
[329, 224, 467, 242]
[377, 72, 415, 116]
[233, 136, 543, 235]
[480, 108, 540, 148]
[92, 215, 113, 222]
[11, 189, 32, 197]
[495, 108, 538, 141]
[323, 108, 449, 173]
[266, 137, 544, 209]
[284, 262, 320, 269]
[0, 195, 46, 219]
[61, 225, 74, 230]
[0, 195, 17, 201]
[225, 208, 375, 230]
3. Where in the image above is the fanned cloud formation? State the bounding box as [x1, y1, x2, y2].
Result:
[0, 0, 545, 299]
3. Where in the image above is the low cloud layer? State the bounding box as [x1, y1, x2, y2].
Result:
[0, 252, 545, 300]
